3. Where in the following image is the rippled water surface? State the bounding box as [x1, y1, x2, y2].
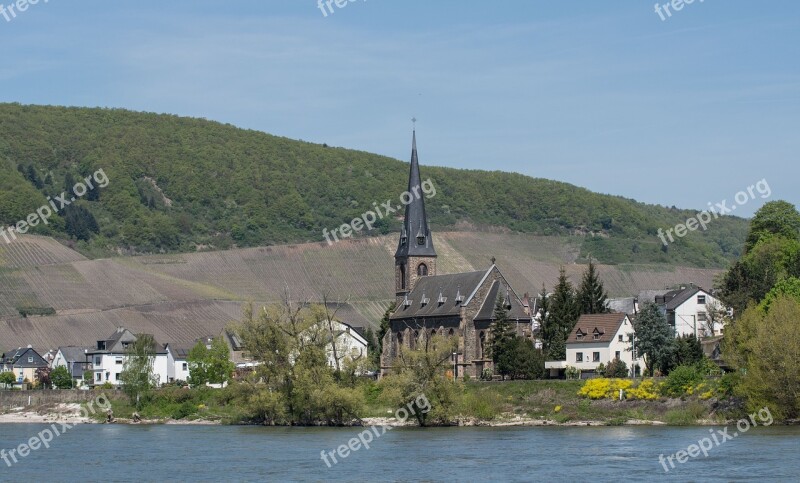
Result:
[1, 423, 798, 481]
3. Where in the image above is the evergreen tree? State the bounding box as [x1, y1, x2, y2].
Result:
[373, 302, 396, 367]
[489, 296, 515, 379]
[630, 302, 675, 376]
[544, 267, 579, 361]
[577, 259, 609, 314]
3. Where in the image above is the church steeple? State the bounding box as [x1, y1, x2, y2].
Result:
[395, 129, 437, 299]
[395, 130, 436, 258]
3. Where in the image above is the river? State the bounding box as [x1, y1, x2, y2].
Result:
[0, 424, 798, 481]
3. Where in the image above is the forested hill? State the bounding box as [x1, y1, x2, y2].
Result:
[0, 103, 747, 267]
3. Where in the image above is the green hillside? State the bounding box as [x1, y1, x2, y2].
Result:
[0, 103, 747, 267]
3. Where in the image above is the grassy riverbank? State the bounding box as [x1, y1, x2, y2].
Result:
[1, 380, 743, 426]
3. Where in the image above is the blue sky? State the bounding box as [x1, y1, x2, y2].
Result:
[1, 0, 798, 216]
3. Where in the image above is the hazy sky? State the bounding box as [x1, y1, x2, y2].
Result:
[2, 0, 797, 216]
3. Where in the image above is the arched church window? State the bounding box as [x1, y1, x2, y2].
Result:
[400, 264, 406, 289]
[417, 263, 428, 276]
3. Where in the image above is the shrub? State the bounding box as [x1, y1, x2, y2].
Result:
[604, 359, 629, 378]
[626, 379, 661, 400]
[565, 366, 580, 380]
[578, 378, 632, 399]
[661, 364, 703, 397]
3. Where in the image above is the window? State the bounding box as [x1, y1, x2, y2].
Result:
[697, 295, 706, 304]
[698, 312, 707, 322]
[96, 373, 102, 382]
[417, 235, 425, 246]
[593, 333, 600, 340]
[576, 333, 584, 341]
[115, 373, 120, 381]
[95, 356, 101, 365]
[27, 356, 33, 363]
[182, 362, 188, 371]
[478, 331, 486, 359]
[417, 263, 428, 276]
[115, 357, 123, 365]
[399, 264, 406, 289]
[615, 351, 621, 360]
[105, 372, 110, 381]
[618, 335, 623, 342]
[576, 352, 583, 363]
[593, 352, 600, 362]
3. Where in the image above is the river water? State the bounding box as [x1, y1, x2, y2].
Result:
[0, 424, 798, 481]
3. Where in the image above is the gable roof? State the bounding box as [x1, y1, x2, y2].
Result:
[473, 280, 530, 321]
[56, 346, 92, 363]
[656, 286, 710, 311]
[2, 347, 49, 368]
[567, 313, 628, 344]
[391, 269, 487, 319]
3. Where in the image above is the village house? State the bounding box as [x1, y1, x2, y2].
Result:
[86, 328, 171, 386]
[1, 346, 49, 385]
[325, 320, 368, 370]
[51, 346, 93, 386]
[164, 341, 194, 383]
[380, 132, 534, 379]
[545, 312, 646, 378]
[654, 285, 725, 337]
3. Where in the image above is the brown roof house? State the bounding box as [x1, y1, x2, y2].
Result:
[545, 313, 645, 379]
[380, 132, 535, 379]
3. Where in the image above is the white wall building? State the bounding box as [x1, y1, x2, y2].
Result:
[546, 313, 645, 378]
[325, 321, 368, 370]
[86, 328, 170, 386]
[655, 286, 726, 337]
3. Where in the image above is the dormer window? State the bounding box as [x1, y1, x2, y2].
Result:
[417, 235, 425, 246]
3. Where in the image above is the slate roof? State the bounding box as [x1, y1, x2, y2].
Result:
[656, 286, 708, 311]
[394, 131, 436, 258]
[56, 346, 92, 363]
[2, 347, 49, 368]
[391, 270, 487, 319]
[568, 313, 628, 344]
[473, 280, 530, 321]
[89, 328, 167, 354]
[391, 267, 530, 321]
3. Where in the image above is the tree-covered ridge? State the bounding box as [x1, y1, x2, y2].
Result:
[0, 103, 747, 266]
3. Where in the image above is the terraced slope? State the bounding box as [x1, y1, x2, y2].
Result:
[0, 233, 722, 351]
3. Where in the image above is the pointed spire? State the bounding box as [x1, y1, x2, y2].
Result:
[395, 129, 436, 258]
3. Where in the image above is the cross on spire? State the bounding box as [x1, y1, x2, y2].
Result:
[412, 117, 417, 130]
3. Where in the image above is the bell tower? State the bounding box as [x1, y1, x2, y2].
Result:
[395, 129, 437, 302]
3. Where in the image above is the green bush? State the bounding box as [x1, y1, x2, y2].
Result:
[661, 365, 703, 397]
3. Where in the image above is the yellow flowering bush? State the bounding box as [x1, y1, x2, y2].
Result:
[625, 379, 661, 400]
[578, 378, 632, 399]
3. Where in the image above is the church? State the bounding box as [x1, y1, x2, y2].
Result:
[380, 132, 534, 379]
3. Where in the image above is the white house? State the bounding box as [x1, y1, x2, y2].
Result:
[51, 346, 93, 386]
[325, 321, 368, 370]
[164, 343, 192, 383]
[655, 286, 725, 337]
[86, 328, 170, 386]
[546, 313, 645, 378]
